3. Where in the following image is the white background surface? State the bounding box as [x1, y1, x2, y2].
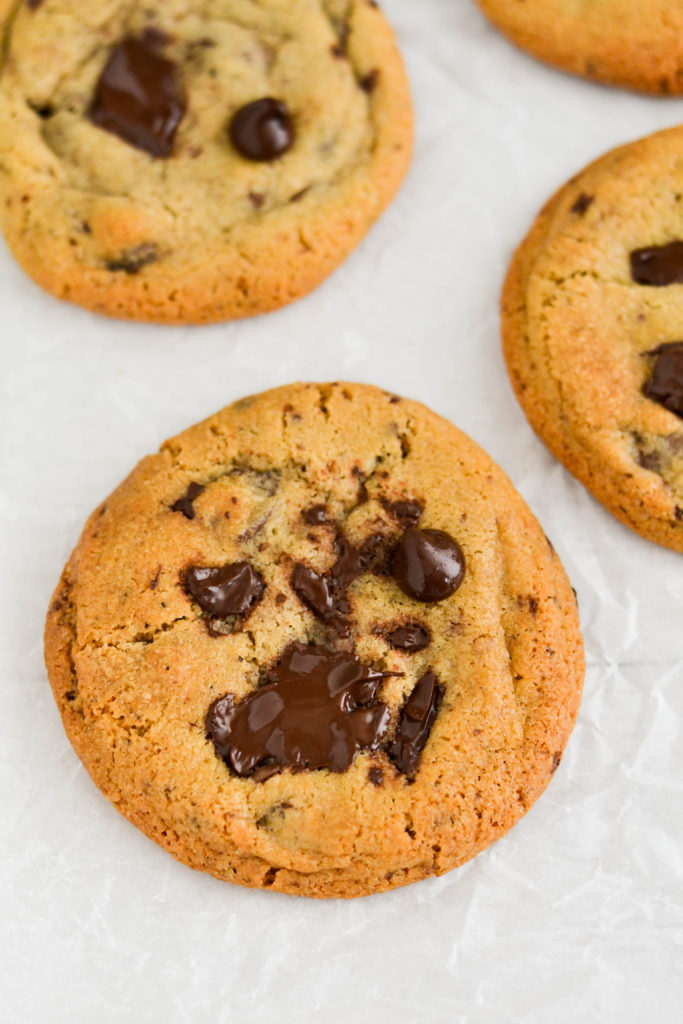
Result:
[2, 1, 683, 1021]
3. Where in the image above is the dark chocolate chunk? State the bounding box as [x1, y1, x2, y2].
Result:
[90, 36, 186, 157]
[291, 535, 365, 633]
[170, 481, 204, 519]
[186, 563, 265, 618]
[643, 342, 683, 418]
[570, 193, 593, 216]
[359, 69, 380, 93]
[329, 537, 363, 589]
[105, 242, 158, 275]
[388, 672, 441, 776]
[385, 623, 431, 652]
[391, 527, 466, 603]
[229, 98, 294, 161]
[303, 504, 328, 525]
[205, 643, 391, 778]
[381, 498, 423, 527]
[291, 563, 335, 620]
[27, 0, 44, 8]
[368, 767, 384, 787]
[630, 242, 683, 286]
[358, 532, 392, 575]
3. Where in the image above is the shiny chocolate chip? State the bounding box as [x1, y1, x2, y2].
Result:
[385, 623, 431, 652]
[90, 36, 186, 157]
[186, 563, 265, 617]
[630, 242, 683, 286]
[391, 527, 465, 603]
[388, 672, 441, 776]
[229, 98, 294, 161]
[205, 642, 391, 778]
[291, 564, 335, 621]
[643, 342, 683, 418]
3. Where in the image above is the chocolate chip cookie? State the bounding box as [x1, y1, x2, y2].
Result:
[474, 0, 683, 94]
[44, 382, 584, 898]
[0, 1, 412, 323]
[502, 126, 683, 552]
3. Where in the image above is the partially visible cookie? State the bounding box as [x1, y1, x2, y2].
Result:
[45, 382, 584, 898]
[0, 1, 412, 324]
[502, 125, 683, 552]
[474, 0, 683, 94]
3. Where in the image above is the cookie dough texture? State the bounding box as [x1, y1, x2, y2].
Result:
[474, 0, 683, 94]
[502, 126, 683, 552]
[0, 1, 412, 323]
[45, 383, 584, 898]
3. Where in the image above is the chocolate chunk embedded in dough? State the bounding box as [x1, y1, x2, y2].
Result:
[631, 242, 683, 286]
[206, 643, 391, 778]
[90, 36, 186, 157]
[643, 342, 683, 418]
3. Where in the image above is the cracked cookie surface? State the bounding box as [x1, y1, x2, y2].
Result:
[0, 0, 412, 323]
[44, 382, 584, 898]
[502, 126, 683, 552]
[474, 0, 683, 94]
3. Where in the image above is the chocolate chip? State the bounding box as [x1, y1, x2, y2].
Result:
[229, 98, 294, 161]
[636, 448, 662, 472]
[90, 36, 186, 157]
[105, 242, 159, 275]
[292, 532, 398, 631]
[358, 533, 392, 575]
[359, 69, 380, 93]
[570, 193, 593, 216]
[26, 0, 44, 8]
[170, 482, 204, 519]
[381, 498, 424, 528]
[385, 623, 431, 652]
[303, 504, 328, 525]
[550, 751, 562, 774]
[330, 537, 363, 589]
[291, 564, 335, 620]
[205, 643, 392, 777]
[186, 563, 265, 618]
[631, 242, 683, 286]
[391, 528, 466, 603]
[368, 767, 384, 787]
[388, 672, 441, 776]
[643, 342, 683, 418]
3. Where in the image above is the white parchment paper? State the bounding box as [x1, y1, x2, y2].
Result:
[2, 2, 682, 1020]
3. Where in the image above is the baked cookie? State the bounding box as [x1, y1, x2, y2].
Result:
[474, 0, 683, 94]
[44, 382, 583, 898]
[0, 1, 412, 324]
[502, 126, 683, 552]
